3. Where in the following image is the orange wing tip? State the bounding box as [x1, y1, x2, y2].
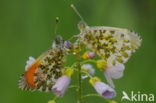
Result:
[25, 56, 36, 71]
[18, 74, 36, 91]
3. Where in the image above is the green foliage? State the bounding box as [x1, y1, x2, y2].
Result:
[0, 0, 156, 103]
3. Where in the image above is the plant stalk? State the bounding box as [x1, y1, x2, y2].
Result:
[77, 52, 83, 103]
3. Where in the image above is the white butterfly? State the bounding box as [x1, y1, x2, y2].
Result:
[71, 4, 142, 66]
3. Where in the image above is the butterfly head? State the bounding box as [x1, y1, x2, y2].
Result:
[78, 21, 88, 32]
[52, 35, 64, 49]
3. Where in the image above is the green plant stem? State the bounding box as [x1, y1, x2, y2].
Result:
[82, 93, 99, 98]
[81, 71, 92, 78]
[52, 96, 58, 101]
[68, 85, 79, 89]
[82, 94, 110, 102]
[76, 52, 83, 103]
[81, 59, 97, 64]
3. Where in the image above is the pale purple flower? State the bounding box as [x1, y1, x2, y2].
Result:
[25, 56, 35, 70]
[64, 41, 72, 49]
[52, 75, 71, 97]
[88, 52, 96, 58]
[81, 64, 95, 76]
[93, 81, 116, 98]
[104, 63, 125, 88]
[81, 64, 95, 79]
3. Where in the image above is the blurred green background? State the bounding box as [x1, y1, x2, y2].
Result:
[0, 0, 156, 103]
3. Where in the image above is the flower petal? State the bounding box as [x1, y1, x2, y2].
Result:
[25, 56, 35, 70]
[104, 71, 115, 88]
[106, 63, 125, 79]
[52, 75, 71, 97]
[64, 41, 72, 49]
[94, 82, 116, 98]
[81, 64, 95, 76]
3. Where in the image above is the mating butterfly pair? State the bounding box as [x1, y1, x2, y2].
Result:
[18, 4, 141, 92]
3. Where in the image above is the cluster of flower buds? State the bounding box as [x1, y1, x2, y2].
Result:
[52, 38, 127, 100]
[78, 50, 125, 98]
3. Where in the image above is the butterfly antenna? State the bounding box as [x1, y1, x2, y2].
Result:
[54, 17, 59, 35]
[70, 4, 85, 22]
[52, 17, 63, 48]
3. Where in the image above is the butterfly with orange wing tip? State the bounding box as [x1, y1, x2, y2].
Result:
[71, 4, 142, 66]
[18, 36, 66, 92]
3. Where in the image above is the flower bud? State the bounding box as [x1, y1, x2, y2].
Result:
[96, 60, 107, 70]
[63, 68, 74, 77]
[81, 64, 95, 76]
[82, 52, 96, 59]
[64, 41, 72, 49]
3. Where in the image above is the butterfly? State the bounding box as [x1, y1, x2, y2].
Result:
[71, 4, 142, 66]
[18, 36, 65, 92]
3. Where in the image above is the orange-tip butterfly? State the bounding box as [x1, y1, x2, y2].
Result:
[18, 36, 65, 92]
[71, 4, 142, 66]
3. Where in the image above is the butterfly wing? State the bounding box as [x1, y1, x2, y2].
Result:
[18, 50, 50, 91]
[34, 48, 64, 92]
[18, 36, 65, 92]
[80, 26, 141, 65]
